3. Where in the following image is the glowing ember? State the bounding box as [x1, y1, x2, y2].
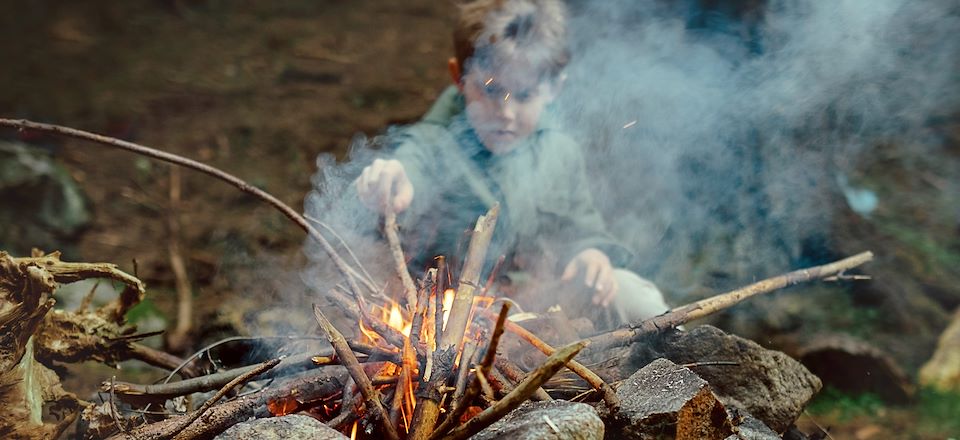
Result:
[266, 397, 298, 416]
[350, 420, 358, 440]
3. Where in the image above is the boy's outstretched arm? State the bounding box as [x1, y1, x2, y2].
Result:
[355, 158, 414, 214]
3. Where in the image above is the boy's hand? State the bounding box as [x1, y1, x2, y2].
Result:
[561, 248, 618, 307]
[355, 159, 414, 214]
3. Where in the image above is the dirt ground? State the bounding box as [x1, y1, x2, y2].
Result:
[1, 1, 958, 439]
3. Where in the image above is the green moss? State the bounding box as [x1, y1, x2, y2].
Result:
[807, 386, 886, 421]
[916, 388, 960, 434]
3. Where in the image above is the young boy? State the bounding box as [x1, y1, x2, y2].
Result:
[355, 0, 669, 326]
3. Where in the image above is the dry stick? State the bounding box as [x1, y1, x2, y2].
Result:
[384, 211, 419, 308]
[127, 343, 203, 378]
[313, 305, 401, 440]
[433, 304, 510, 437]
[109, 366, 349, 440]
[389, 336, 417, 432]
[0, 118, 366, 302]
[106, 347, 392, 399]
[408, 270, 434, 354]
[438, 341, 587, 440]
[409, 207, 499, 440]
[442, 204, 499, 350]
[166, 166, 193, 353]
[480, 310, 620, 410]
[167, 358, 281, 440]
[450, 341, 478, 414]
[494, 358, 552, 401]
[584, 251, 875, 351]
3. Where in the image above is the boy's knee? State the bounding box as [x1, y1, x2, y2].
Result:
[612, 269, 670, 324]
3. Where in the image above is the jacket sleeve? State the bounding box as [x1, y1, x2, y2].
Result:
[537, 132, 634, 269]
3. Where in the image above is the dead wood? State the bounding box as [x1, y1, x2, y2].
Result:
[384, 211, 419, 308]
[167, 358, 281, 440]
[409, 206, 499, 440]
[494, 357, 552, 401]
[313, 304, 401, 440]
[584, 251, 874, 351]
[433, 304, 510, 436]
[481, 309, 620, 410]
[441, 204, 499, 350]
[437, 340, 587, 440]
[108, 367, 349, 440]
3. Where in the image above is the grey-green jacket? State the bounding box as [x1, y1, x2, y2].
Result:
[390, 86, 631, 273]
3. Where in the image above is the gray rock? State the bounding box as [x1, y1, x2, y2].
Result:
[214, 414, 348, 440]
[470, 400, 604, 440]
[725, 409, 781, 440]
[660, 326, 822, 433]
[0, 141, 90, 255]
[611, 358, 733, 440]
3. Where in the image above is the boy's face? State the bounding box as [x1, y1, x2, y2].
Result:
[460, 63, 558, 155]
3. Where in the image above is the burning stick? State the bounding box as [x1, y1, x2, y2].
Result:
[384, 211, 419, 309]
[313, 305, 401, 440]
[442, 204, 499, 349]
[584, 251, 875, 351]
[409, 207, 499, 440]
[437, 341, 587, 440]
[433, 304, 510, 436]
[480, 310, 620, 409]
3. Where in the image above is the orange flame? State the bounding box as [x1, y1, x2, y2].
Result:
[358, 318, 380, 342]
[387, 304, 412, 336]
[441, 289, 455, 331]
[350, 420, 358, 440]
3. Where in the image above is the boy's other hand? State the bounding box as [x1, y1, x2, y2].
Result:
[355, 159, 414, 214]
[561, 248, 618, 307]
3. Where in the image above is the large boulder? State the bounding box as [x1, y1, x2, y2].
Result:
[214, 414, 347, 440]
[470, 400, 604, 440]
[656, 326, 822, 433]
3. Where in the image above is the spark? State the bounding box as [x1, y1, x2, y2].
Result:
[503, 92, 510, 102]
[622, 120, 637, 129]
[484, 77, 494, 86]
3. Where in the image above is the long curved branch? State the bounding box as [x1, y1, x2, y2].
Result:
[0, 118, 363, 298]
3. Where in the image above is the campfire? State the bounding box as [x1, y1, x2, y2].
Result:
[0, 119, 875, 440]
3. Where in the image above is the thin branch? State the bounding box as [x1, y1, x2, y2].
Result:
[584, 251, 875, 351]
[438, 341, 587, 440]
[0, 118, 366, 302]
[384, 211, 419, 308]
[480, 309, 619, 410]
[313, 304, 401, 440]
[168, 358, 281, 440]
[433, 303, 510, 436]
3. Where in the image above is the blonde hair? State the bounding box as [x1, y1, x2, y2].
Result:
[453, 0, 569, 81]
